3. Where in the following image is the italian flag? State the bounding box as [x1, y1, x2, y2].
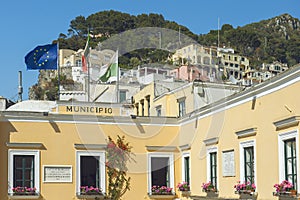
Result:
[99, 50, 118, 83]
[81, 33, 90, 73]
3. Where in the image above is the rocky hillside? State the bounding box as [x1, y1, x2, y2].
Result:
[199, 13, 300, 67]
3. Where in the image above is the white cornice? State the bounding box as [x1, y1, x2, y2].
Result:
[146, 145, 178, 152]
[203, 137, 219, 146]
[235, 128, 257, 138]
[273, 116, 300, 130]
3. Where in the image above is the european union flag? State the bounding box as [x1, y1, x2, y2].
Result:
[25, 43, 58, 70]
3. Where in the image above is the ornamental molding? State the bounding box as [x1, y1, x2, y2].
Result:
[203, 137, 219, 146]
[74, 144, 106, 150]
[235, 128, 257, 138]
[273, 116, 300, 130]
[146, 145, 178, 152]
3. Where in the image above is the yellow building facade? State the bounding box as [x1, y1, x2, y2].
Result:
[1, 65, 300, 200]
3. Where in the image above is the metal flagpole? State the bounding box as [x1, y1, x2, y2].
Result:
[87, 47, 91, 102]
[57, 42, 60, 101]
[116, 49, 119, 103]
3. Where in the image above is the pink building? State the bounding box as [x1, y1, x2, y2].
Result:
[170, 65, 214, 82]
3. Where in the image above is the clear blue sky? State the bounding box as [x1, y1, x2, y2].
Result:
[0, 0, 299, 101]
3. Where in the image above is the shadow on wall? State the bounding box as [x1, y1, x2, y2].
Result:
[0, 120, 17, 200]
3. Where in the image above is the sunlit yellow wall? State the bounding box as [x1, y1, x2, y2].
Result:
[133, 82, 155, 116]
[0, 122, 10, 200]
[2, 116, 181, 200]
[185, 80, 300, 199]
[2, 69, 300, 200]
[133, 82, 196, 117]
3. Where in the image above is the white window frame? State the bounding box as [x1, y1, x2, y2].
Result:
[178, 99, 186, 117]
[239, 140, 256, 185]
[147, 153, 174, 194]
[8, 150, 40, 194]
[76, 151, 106, 194]
[181, 152, 191, 186]
[206, 146, 218, 188]
[278, 130, 299, 191]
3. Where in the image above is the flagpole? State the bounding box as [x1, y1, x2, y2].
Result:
[87, 47, 91, 102]
[116, 49, 119, 103]
[57, 42, 60, 101]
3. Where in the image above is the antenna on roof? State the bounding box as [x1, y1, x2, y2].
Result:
[18, 71, 23, 102]
[179, 26, 181, 47]
[218, 17, 220, 48]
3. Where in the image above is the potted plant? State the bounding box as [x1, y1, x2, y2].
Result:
[77, 186, 104, 199]
[202, 182, 218, 197]
[234, 181, 256, 194]
[177, 182, 190, 196]
[202, 181, 217, 192]
[273, 180, 296, 196]
[80, 186, 102, 195]
[149, 185, 175, 199]
[12, 187, 37, 195]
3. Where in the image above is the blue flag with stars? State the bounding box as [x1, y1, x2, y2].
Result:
[25, 43, 58, 70]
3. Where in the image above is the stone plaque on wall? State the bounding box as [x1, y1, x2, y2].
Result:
[43, 165, 72, 182]
[222, 150, 235, 177]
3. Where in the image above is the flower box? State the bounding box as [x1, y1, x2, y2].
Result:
[8, 194, 40, 200]
[235, 190, 256, 195]
[78, 186, 104, 199]
[273, 190, 298, 198]
[205, 190, 219, 198]
[238, 192, 258, 200]
[148, 194, 176, 199]
[77, 194, 105, 199]
[179, 191, 191, 197]
[273, 180, 297, 199]
[9, 187, 39, 199]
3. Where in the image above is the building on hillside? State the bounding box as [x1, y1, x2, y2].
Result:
[1, 64, 300, 200]
[169, 65, 220, 82]
[122, 64, 174, 85]
[242, 61, 289, 86]
[171, 44, 250, 81]
[217, 47, 250, 79]
[60, 48, 115, 85]
[172, 43, 219, 66]
[60, 82, 141, 103]
[132, 81, 243, 117]
[261, 61, 288, 76]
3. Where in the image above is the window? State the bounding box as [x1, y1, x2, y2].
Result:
[239, 140, 256, 185]
[178, 99, 186, 117]
[244, 147, 254, 183]
[75, 59, 82, 67]
[146, 96, 150, 116]
[210, 152, 217, 188]
[278, 130, 299, 190]
[148, 153, 174, 193]
[76, 151, 105, 194]
[119, 90, 127, 103]
[104, 55, 110, 62]
[156, 106, 162, 117]
[140, 100, 144, 116]
[284, 139, 297, 189]
[135, 103, 139, 116]
[182, 153, 190, 185]
[207, 147, 217, 189]
[8, 150, 40, 194]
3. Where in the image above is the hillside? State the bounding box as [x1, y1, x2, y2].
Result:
[199, 13, 300, 67]
[56, 11, 300, 68]
[29, 12, 300, 100]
